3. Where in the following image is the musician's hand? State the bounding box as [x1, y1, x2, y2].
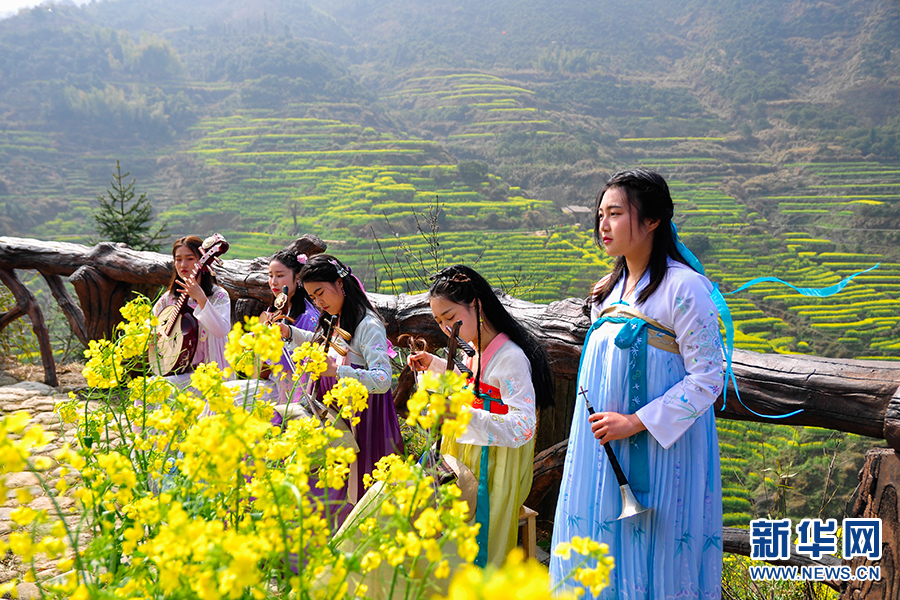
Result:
[589, 411, 646, 444]
[408, 351, 434, 371]
[278, 323, 292, 341]
[178, 275, 207, 309]
[259, 311, 272, 326]
[323, 354, 338, 378]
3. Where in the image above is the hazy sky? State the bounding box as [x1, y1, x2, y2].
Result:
[0, 0, 91, 19]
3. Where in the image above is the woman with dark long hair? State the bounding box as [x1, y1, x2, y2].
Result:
[225, 249, 319, 415]
[550, 169, 724, 599]
[408, 264, 553, 567]
[279, 254, 404, 510]
[153, 235, 232, 387]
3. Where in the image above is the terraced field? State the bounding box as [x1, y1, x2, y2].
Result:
[383, 72, 558, 140]
[716, 418, 866, 527]
[338, 225, 612, 302]
[767, 162, 900, 225]
[146, 112, 554, 255]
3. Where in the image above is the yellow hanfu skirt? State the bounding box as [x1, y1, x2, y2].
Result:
[442, 435, 536, 566]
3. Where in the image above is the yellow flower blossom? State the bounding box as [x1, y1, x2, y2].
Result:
[291, 341, 327, 381]
[406, 371, 473, 441]
[360, 551, 382, 573]
[225, 316, 285, 377]
[323, 378, 369, 427]
[2, 294, 552, 600]
[438, 548, 591, 600]
[9, 507, 40, 527]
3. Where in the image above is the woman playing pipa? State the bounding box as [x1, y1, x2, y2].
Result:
[150, 235, 231, 388]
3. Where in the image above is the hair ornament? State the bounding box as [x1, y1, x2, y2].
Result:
[329, 259, 350, 278]
[430, 266, 470, 284]
[297, 253, 308, 265]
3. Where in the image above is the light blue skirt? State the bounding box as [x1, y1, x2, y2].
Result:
[550, 325, 722, 599]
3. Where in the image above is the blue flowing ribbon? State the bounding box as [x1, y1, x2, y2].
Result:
[612, 314, 652, 493]
[473, 391, 494, 568]
[579, 309, 661, 493]
[474, 445, 490, 568]
[670, 222, 878, 420]
[725, 265, 879, 297]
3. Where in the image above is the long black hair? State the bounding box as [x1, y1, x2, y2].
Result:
[592, 168, 693, 306]
[166, 235, 215, 297]
[429, 265, 554, 411]
[269, 249, 311, 321]
[299, 254, 378, 338]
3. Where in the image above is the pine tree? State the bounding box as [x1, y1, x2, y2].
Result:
[92, 160, 167, 251]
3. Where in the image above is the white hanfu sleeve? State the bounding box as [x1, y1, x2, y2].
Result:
[335, 317, 392, 394]
[456, 345, 537, 449]
[635, 274, 725, 449]
[152, 292, 170, 317]
[193, 287, 232, 339]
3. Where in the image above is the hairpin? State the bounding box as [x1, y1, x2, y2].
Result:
[297, 253, 308, 265]
[329, 259, 350, 279]
[431, 267, 470, 284]
[431, 266, 469, 282]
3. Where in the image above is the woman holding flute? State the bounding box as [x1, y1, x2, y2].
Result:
[550, 169, 725, 599]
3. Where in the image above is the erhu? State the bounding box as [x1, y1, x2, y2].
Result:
[265, 285, 290, 324]
[315, 313, 351, 357]
[584, 397, 650, 520]
[277, 313, 358, 453]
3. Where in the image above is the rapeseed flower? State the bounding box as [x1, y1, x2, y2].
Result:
[0, 296, 610, 600]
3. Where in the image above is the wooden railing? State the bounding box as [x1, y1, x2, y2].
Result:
[1, 235, 897, 597]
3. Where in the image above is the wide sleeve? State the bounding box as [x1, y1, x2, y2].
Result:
[152, 292, 170, 317]
[590, 274, 614, 321]
[425, 355, 449, 374]
[335, 316, 393, 394]
[635, 274, 725, 449]
[456, 345, 537, 448]
[193, 287, 232, 340]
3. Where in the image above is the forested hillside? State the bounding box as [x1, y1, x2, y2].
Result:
[0, 0, 898, 348]
[1, 0, 899, 541]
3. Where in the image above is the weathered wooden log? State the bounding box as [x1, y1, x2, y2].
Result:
[4, 235, 900, 452]
[0, 268, 57, 386]
[723, 352, 900, 448]
[0, 238, 172, 284]
[0, 235, 325, 304]
[525, 439, 567, 509]
[843, 448, 900, 600]
[70, 265, 139, 342]
[42, 273, 89, 348]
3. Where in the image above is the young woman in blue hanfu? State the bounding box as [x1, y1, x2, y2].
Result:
[550, 168, 725, 599]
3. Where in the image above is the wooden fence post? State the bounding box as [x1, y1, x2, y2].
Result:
[0, 268, 57, 386]
[843, 448, 900, 599]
